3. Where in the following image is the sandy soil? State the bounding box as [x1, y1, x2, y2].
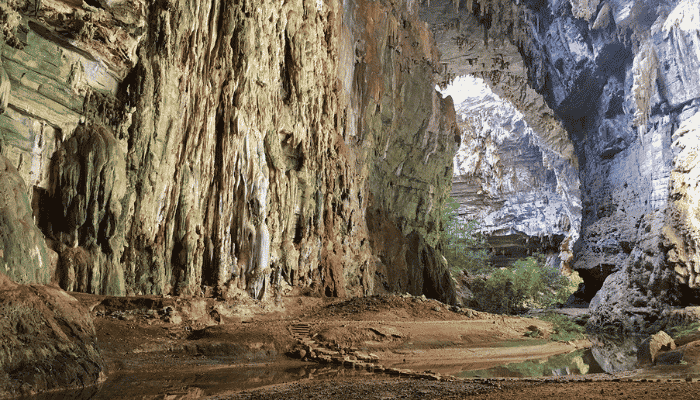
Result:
[59, 292, 700, 400]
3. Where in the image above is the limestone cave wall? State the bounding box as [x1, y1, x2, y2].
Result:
[0, 0, 457, 303]
[421, 0, 581, 271]
[449, 76, 580, 269]
[422, 0, 700, 331]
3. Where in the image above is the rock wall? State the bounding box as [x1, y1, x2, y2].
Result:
[0, 0, 457, 303]
[447, 75, 580, 268]
[423, 0, 700, 331]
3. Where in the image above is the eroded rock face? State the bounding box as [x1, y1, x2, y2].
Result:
[0, 0, 457, 303]
[447, 76, 580, 268]
[0, 272, 105, 397]
[559, 0, 700, 331]
[424, 0, 700, 331]
[0, 154, 50, 284]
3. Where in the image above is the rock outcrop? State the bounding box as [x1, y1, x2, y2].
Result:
[3, 0, 700, 334]
[0, 0, 457, 303]
[423, 0, 700, 331]
[0, 153, 50, 284]
[446, 75, 581, 269]
[0, 272, 105, 397]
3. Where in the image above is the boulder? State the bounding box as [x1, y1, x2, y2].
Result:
[0, 272, 105, 397]
[656, 351, 684, 366]
[638, 330, 676, 365]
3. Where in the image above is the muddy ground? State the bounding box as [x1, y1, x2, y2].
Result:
[44, 292, 700, 400]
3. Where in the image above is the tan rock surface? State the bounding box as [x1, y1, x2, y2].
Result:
[0, 0, 457, 304]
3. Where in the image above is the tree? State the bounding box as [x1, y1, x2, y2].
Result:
[440, 196, 489, 275]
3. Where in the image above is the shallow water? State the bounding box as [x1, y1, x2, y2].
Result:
[20, 361, 373, 400]
[20, 332, 700, 399]
[453, 348, 605, 378]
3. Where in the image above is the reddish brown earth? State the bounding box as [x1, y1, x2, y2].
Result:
[56, 292, 700, 400]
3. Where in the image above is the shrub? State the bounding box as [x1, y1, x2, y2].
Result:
[539, 312, 587, 342]
[469, 255, 575, 314]
[666, 321, 700, 339]
[440, 196, 489, 275]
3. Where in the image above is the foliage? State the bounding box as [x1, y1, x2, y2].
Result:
[469, 255, 575, 314]
[440, 196, 489, 275]
[538, 312, 587, 342]
[666, 321, 700, 339]
[440, 197, 579, 315]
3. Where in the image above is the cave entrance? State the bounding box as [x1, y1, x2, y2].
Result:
[439, 75, 579, 269]
[437, 74, 583, 305]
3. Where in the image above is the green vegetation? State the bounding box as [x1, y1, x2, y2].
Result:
[455, 348, 597, 378]
[441, 197, 580, 315]
[539, 312, 587, 342]
[666, 321, 700, 339]
[468, 255, 575, 314]
[441, 196, 489, 275]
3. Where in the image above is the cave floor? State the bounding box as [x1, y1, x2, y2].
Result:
[48, 293, 700, 400]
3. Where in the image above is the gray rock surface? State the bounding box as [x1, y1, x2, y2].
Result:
[424, 0, 700, 331]
[446, 76, 581, 268]
[540, 0, 700, 330]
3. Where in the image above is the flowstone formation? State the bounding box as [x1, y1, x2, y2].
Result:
[0, 0, 457, 303]
[447, 76, 581, 269]
[423, 0, 700, 332]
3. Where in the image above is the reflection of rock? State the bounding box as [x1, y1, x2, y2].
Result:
[590, 330, 682, 372]
[589, 333, 644, 373]
[0, 272, 105, 397]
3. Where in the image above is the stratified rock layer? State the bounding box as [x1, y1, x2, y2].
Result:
[0, 0, 457, 303]
[447, 76, 580, 268]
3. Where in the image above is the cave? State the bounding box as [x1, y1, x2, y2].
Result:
[2, 0, 700, 396]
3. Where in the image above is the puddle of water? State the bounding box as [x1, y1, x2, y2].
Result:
[19, 361, 373, 400]
[453, 349, 604, 378]
[19, 332, 700, 398]
[588, 333, 645, 373]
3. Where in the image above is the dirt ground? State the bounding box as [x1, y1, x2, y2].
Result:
[56, 292, 700, 400]
[225, 378, 700, 400]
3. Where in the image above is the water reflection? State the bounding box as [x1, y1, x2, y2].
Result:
[588, 333, 646, 373]
[20, 362, 371, 400]
[454, 349, 604, 378]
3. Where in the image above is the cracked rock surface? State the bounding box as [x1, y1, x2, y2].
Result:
[422, 0, 700, 331]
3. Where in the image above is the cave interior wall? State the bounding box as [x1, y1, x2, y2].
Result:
[0, 0, 458, 304]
